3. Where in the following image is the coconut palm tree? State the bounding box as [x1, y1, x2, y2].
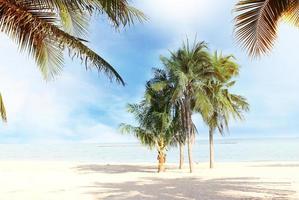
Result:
[204, 82, 249, 169]
[120, 81, 175, 172]
[158, 40, 214, 173]
[203, 52, 249, 169]
[147, 68, 195, 170]
[0, 0, 145, 121]
[234, 0, 298, 57]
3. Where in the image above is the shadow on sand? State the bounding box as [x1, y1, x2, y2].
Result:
[75, 164, 159, 174]
[249, 163, 299, 168]
[74, 165, 296, 200]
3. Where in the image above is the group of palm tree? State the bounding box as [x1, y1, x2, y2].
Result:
[120, 40, 249, 173]
[0, 0, 297, 171]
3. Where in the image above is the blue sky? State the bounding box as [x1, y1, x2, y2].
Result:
[0, 0, 299, 143]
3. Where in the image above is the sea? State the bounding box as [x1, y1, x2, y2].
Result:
[0, 137, 298, 163]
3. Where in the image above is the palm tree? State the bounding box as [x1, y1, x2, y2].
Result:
[148, 68, 194, 170]
[120, 81, 175, 173]
[234, 0, 298, 56]
[0, 0, 145, 121]
[203, 52, 249, 169]
[148, 68, 185, 169]
[158, 40, 213, 173]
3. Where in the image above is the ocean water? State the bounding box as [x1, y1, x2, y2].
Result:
[0, 137, 298, 163]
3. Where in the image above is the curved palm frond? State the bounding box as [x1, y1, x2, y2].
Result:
[37, 0, 147, 33]
[229, 93, 250, 120]
[56, 2, 90, 37]
[204, 52, 249, 135]
[0, 0, 146, 83]
[234, 0, 295, 57]
[0, 1, 63, 78]
[0, 93, 7, 122]
[0, 0, 126, 84]
[211, 51, 239, 81]
[283, 2, 299, 26]
[119, 123, 156, 148]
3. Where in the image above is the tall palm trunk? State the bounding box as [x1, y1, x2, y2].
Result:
[180, 97, 193, 173]
[157, 140, 166, 173]
[209, 127, 214, 169]
[187, 134, 193, 173]
[185, 97, 193, 173]
[178, 100, 186, 170]
[179, 143, 184, 169]
[157, 151, 166, 173]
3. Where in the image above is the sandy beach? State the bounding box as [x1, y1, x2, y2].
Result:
[0, 161, 298, 200]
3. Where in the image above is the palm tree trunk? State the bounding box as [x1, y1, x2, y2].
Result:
[186, 101, 193, 173]
[179, 143, 184, 169]
[157, 150, 166, 173]
[157, 140, 166, 173]
[209, 128, 214, 169]
[187, 135, 193, 173]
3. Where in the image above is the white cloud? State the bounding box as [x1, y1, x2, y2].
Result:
[137, 0, 227, 32]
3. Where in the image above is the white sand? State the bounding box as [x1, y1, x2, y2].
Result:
[0, 161, 298, 200]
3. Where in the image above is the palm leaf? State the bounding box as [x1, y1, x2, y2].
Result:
[0, 0, 124, 84]
[234, 0, 294, 57]
[38, 0, 147, 29]
[0, 93, 7, 122]
[119, 123, 156, 148]
[0, 1, 64, 78]
[57, 2, 89, 37]
[283, 1, 299, 26]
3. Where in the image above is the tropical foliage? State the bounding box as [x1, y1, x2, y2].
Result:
[121, 39, 249, 173]
[234, 0, 298, 56]
[120, 80, 176, 172]
[155, 40, 213, 173]
[202, 52, 249, 168]
[147, 67, 197, 170]
[0, 0, 145, 121]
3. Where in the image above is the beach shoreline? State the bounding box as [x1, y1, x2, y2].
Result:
[0, 161, 298, 199]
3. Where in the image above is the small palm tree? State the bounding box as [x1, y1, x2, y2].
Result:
[120, 81, 175, 172]
[203, 52, 249, 169]
[0, 0, 145, 121]
[234, 0, 298, 56]
[148, 68, 196, 170]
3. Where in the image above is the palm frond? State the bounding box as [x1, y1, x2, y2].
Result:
[0, 93, 7, 122]
[38, 0, 147, 29]
[234, 0, 294, 57]
[0, 0, 124, 83]
[119, 123, 156, 148]
[283, 1, 299, 26]
[57, 3, 89, 37]
[204, 51, 249, 136]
